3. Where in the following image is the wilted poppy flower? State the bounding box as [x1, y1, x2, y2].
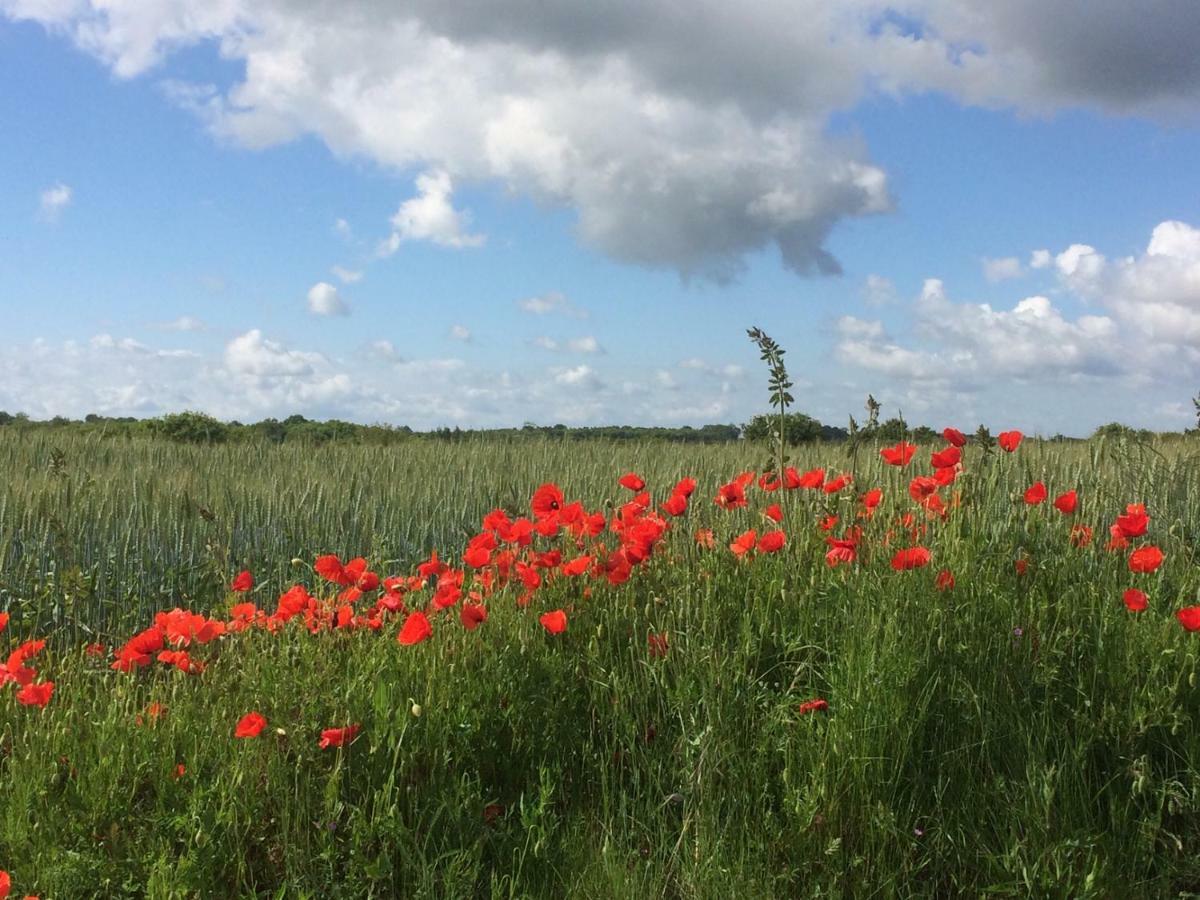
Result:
[1129, 545, 1164, 573]
[1024, 482, 1047, 505]
[798, 698, 829, 715]
[1175, 606, 1200, 632]
[16, 680, 53, 708]
[539, 610, 567, 634]
[942, 427, 967, 447]
[880, 442, 916, 467]
[891, 547, 931, 571]
[318, 723, 362, 749]
[935, 569, 955, 591]
[1122, 589, 1148, 612]
[1014, 558, 1029, 576]
[235, 711, 267, 738]
[618, 472, 646, 492]
[397, 611, 433, 645]
[930, 446, 961, 469]
[1069, 524, 1094, 548]
[1053, 491, 1078, 514]
[647, 632, 669, 659]
[998, 430, 1023, 452]
[757, 530, 786, 553]
[231, 570, 254, 592]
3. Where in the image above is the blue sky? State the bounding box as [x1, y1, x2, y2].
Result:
[2, 2, 1199, 434]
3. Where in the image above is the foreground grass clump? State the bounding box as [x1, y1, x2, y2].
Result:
[4, 430, 1200, 896]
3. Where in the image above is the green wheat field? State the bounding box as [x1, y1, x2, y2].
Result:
[4, 426, 1200, 897]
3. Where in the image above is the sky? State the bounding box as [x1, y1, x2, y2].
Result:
[1, 1, 1199, 435]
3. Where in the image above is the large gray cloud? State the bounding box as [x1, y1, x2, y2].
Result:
[5, 0, 1200, 281]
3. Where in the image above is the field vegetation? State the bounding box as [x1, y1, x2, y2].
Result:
[3, 421, 1200, 897]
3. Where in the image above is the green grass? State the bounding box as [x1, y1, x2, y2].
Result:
[4, 429, 1200, 897]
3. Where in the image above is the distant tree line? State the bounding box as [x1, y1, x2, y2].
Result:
[0, 409, 1185, 446]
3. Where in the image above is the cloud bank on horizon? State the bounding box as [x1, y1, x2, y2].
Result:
[4, 0, 1200, 433]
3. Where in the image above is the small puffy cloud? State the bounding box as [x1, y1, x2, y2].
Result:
[39, 182, 72, 220]
[982, 256, 1023, 282]
[368, 339, 403, 361]
[225, 329, 321, 377]
[307, 281, 349, 316]
[1030, 249, 1053, 269]
[517, 291, 587, 317]
[379, 169, 485, 254]
[334, 218, 351, 238]
[331, 265, 363, 284]
[449, 324, 471, 341]
[1054, 243, 1107, 291]
[863, 273, 896, 306]
[554, 364, 601, 389]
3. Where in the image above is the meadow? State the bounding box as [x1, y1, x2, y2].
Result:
[3, 426, 1200, 897]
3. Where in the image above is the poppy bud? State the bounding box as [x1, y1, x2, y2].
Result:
[410, 702, 423, 717]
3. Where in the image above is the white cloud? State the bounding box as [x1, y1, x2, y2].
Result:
[155, 315, 206, 332]
[982, 256, 1023, 282]
[449, 324, 471, 341]
[532, 334, 602, 353]
[517, 291, 587, 317]
[331, 265, 363, 284]
[39, 182, 71, 220]
[379, 169, 485, 254]
[863, 273, 895, 306]
[1030, 249, 1052, 269]
[306, 281, 349, 316]
[334, 218, 352, 238]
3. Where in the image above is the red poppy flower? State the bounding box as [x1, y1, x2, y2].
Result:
[764, 503, 783, 522]
[823, 473, 852, 494]
[618, 472, 646, 492]
[0, 870, 9, 898]
[235, 711, 267, 738]
[714, 480, 748, 510]
[729, 529, 757, 558]
[673, 477, 697, 498]
[1024, 482, 1047, 505]
[861, 488, 883, 510]
[694, 529, 715, 549]
[531, 483, 565, 519]
[930, 446, 961, 469]
[798, 698, 829, 715]
[757, 530, 786, 553]
[318, 723, 362, 749]
[460, 603, 488, 631]
[1122, 589, 1148, 612]
[1014, 558, 1029, 576]
[561, 555, 592, 576]
[0, 612, 8, 635]
[818, 514, 838, 532]
[997, 430, 1023, 452]
[942, 427, 967, 447]
[1129, 545, 1164, 573]
[935, 569, 955, 591]
[16, 680, 54, 708]
[797, 467, 825, 489]
[908, 476, 939, 503]
[1053, 490, 1078, 514]
[880, 442, 916, 467]
[1177, 606, 1200, 632]
[647, 632, 669, 659]
[173, 763, 186, 780]
[397, 611, 433, 645]
[231, 570, 254, 593]
[891, 547, 931, 570]
[758, 472, 781, 492]
[1115, 504, 1149, 538]
[662, 493, 688, 516]
[539, 609, 567, 634]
